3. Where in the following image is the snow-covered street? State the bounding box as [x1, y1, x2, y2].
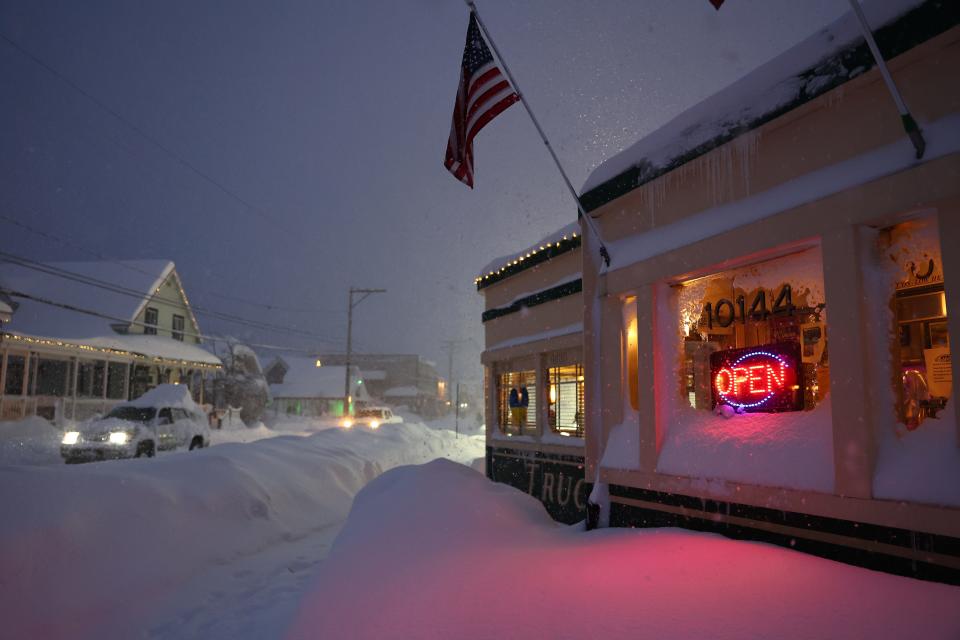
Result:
[0, 418, 484, 639]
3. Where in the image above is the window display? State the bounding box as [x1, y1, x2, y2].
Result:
[497, 370, 536, 436]
[678, 246, 828, 413]
[546, 364, 584, 437]
[878, 216, 951, 430]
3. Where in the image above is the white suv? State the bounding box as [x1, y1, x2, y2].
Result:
[61, 385, 210, 463]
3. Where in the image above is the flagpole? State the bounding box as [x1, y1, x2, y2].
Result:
[465, 0, 611, 268]
[847, 0, 925, 159]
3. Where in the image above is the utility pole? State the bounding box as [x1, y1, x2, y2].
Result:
[344, 287, 386, 417]
[440, 338, 468, 416]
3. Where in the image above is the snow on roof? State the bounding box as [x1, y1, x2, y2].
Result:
[475, 222, 581, 289]
[269, 357, 367, 400]
[0, 259, 174, 339]
[1, 330, 222, 367]
[123, 383, 203, 412]
[580, 0, 939, 209]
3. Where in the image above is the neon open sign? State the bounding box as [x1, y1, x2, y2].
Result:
[710, 342, 803, 412]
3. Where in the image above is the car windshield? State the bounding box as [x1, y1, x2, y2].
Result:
[358, 409, 383, 418]
[104, 406, 157, 423]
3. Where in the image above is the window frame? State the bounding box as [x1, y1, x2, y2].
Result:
[144, 307, 159, 335]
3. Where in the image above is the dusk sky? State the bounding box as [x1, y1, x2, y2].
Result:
[0, 0, 850, 381]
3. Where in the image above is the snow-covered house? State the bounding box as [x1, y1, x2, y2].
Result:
[0, 259, 221, 424]
[265, 356, 368, 418]
[575, 0, 960, 583]
[476, 223, 588, 523]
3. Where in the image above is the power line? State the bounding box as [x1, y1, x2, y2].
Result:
[2, 289, 326, 355]
[0, 30, 303, 239]
[0, 212, 338, 315]
[0, 250, 347, 345]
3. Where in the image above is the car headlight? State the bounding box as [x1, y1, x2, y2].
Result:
[108, 431, 131, 445]
[62, 431, 80, 445]
[341, 419, 353, 429]
[369, 420, 380, 429]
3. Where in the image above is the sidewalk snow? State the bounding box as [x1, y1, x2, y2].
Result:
[0, 417, 64, 466]
[289, 459, 960, 640]
[0, 422, 483, 639]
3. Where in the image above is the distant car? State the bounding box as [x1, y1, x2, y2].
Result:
[340, 406, 403, 430]
[61, 385, 211, 464]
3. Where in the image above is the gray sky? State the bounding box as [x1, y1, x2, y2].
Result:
[0, 0, 850, 380]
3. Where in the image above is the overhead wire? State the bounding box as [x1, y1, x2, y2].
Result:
[2, 289, 330, 355]
[0, 250, 352, 347]
[0, 30, 302, 238]
[0, 211, 339, 315]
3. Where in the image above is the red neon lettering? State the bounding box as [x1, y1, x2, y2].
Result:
[748, 365, 766, 394]
[733, 367, 750, 396]
[715, 369, 733, 395]
[766, 363, 785, 389]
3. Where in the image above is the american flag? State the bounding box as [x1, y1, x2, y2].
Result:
[444, 13, 519, 188]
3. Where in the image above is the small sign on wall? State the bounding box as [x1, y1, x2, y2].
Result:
[710, 342, 803, 412]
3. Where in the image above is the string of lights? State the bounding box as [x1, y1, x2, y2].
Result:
[2, 289, 332, 356]
[474, 231, 580, 290]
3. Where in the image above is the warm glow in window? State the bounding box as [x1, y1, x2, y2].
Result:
[878, 216, 951, 430]
[546, 364, 584, 437]
[624, 299, 639, 411]
[496, 370, 536, 436]
[677, 246, 828, 413]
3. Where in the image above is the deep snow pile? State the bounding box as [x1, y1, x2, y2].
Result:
[656, 397, 835, 494]
[0, 416, 64, 466]
[0, 423, 484, 639]
[289, 460, 960, 640]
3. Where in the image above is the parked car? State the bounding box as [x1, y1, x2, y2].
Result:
[340, 406, 403, 429]
[61, 384, 210, 463]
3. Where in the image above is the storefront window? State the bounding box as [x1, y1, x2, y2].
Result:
[3, 354, 26, 395]
[624, 300, 639, 411]
[546, 364, 584, 437]
[878, 216, 951, 430]
[107, 362, 127, 399]
[677, 246, 828, 413]
[497, 370, 536, 435]
[34, 357, 71, 397]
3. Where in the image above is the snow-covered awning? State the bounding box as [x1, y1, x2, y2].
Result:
[1, 330, 222, 369]
[475, 222, 581, 290]
[580, 0, 949, 213]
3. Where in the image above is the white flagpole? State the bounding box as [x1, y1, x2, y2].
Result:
[465, 1, 611, 268]
[847, 0, 926, 159]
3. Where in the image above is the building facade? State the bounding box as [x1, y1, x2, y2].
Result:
[477, 224, 589, 523]
[580, 2, 960, 583]
[0, 260, 221, 424]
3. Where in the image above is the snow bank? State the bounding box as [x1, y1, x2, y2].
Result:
[289, 460, 960, 639]
[657, 397, 835, 493]
[0, 423, 483, 639]
[0, 417, 63, 466]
